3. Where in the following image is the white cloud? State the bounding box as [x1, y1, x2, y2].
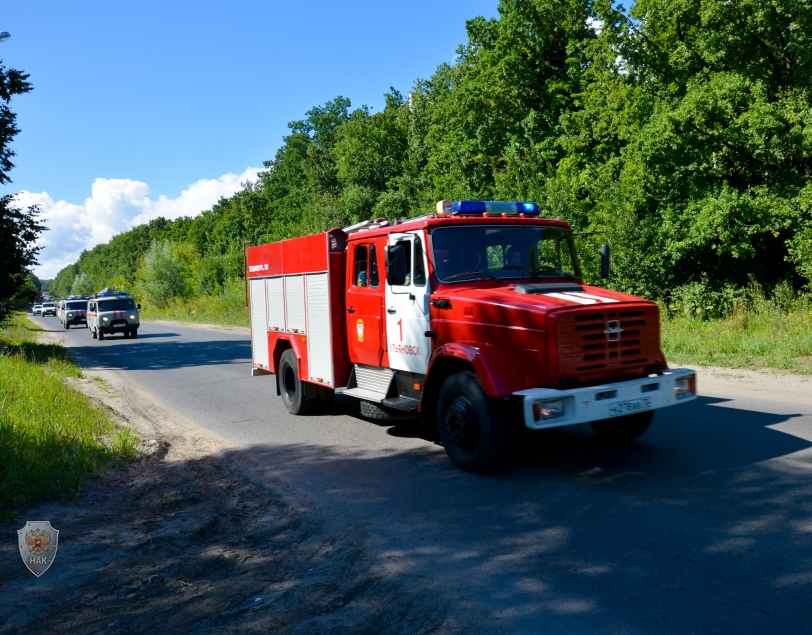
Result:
[15, 167, 261, 279]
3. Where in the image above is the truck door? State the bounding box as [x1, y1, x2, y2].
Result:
[385, 232, 431, 374]
[346, 241, 385, 366]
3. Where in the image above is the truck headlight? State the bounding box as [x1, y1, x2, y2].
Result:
[533, 399, 564, 421]
[68, 313, 73, 318]
[674, 375, 696, 397]
[102, 316, 109, 322]
[129, 314, 136, 320]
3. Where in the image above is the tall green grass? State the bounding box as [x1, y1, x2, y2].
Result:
[661, 284, 812, 373]
[0, 314, 138, 520]
[139, 278, 249, 327]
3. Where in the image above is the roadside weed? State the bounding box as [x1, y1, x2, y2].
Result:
[0, 313, 139, 520]
[662, 302, 812, 373]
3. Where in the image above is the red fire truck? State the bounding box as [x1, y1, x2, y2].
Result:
[246, 200, 697, 473]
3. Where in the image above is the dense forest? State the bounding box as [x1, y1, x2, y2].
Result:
[52, 0, 812, 314]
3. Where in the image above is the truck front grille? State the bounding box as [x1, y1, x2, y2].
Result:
[556, 308, 660, 379]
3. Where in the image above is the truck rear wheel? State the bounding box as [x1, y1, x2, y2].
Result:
[278, 349, 313, 415]
[437, 371, 509, 473]
[589, 410, 654, 441]
[91, 327, 97, 339]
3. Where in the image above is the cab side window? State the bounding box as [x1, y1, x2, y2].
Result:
[354, 245, 369, 287]
[369, 244, 380, 287]
[413, 236, 426, 287]
[394, 239, 412, 286]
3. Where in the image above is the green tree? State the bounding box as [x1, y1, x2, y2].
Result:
[0, 196, 46, 301]
[70, 272, 95, 297]
[138, 240, 185, 308]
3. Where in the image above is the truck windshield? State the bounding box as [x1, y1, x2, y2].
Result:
[67, 302, 87, 310]
[431, 225, 582, 283]
[98, 299, 135, 311]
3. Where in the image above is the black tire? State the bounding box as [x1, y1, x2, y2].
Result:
[359, 400, 415, 421]
[123, 330, 130, 338]
[91, 327, 97, 339]
[589, 410, 654, 441]
[278, 349, 313, 415]
[437, 371, 510, 473]
[98, 330, 104, 340]
[131, 329, 138, 339]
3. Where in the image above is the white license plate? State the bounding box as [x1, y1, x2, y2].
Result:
[609, 397, 652, 417]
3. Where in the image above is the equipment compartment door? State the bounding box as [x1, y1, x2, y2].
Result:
[384, 232, 431, 373]
[249, 278, 269, 369]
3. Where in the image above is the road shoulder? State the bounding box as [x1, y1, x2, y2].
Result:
[684, 364, 812, 406]
[0, 324, 476, 635]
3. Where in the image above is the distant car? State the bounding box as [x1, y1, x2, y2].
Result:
[32, 304, 42, 315]
[41, 302, 56, 316]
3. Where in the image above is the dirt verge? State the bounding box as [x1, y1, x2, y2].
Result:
[684, 364, 812, 407]
[0, 328, 477, 635]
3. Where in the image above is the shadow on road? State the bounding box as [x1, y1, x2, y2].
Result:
[68, 338, 252, 371]
[242, 396, 812, 634]
[1, 394, 810, 635]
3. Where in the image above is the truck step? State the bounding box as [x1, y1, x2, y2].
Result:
[342, 387, 389, 403]
[381, 397, 419, 413]
[354, 365, 395, 393]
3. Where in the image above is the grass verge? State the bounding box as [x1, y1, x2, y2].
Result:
[661, 304, 812, 374]
[139, 278, 249, 328]
[0, 313, 139, 521]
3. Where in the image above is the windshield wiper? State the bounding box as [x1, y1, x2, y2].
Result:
[493, 266, 544, 280]
[443, 269, 500, 282]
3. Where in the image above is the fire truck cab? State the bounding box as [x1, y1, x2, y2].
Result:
[246, 200, 697, 473]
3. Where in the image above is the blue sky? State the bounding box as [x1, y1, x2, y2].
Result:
[1, 0, 498, 277]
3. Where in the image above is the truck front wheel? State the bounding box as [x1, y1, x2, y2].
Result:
[589, 410, 654, 441]
[278, 350, 313, 415]
[437, 371, 509, 473]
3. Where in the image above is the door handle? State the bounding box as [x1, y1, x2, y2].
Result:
[387, 307, 397, 314]
[347, 307, 355, 313]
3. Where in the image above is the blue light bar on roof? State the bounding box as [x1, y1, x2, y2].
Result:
[452, 200, 540, 216]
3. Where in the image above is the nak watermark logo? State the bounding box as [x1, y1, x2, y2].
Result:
[17, 521, 59, 577]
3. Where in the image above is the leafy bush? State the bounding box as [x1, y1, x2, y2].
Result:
[137, 240, 185, 308]
[70, 272, 95, 296]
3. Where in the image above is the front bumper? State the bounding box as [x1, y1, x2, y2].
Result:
[515, 369, 697, 430]
[100, 321, 138, 332]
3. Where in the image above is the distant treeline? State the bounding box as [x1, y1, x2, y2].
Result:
[53, 0, 812, 307]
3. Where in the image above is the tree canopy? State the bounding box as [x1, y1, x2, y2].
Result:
[0, 60, 38, 305]
[53, 0, 812, 303]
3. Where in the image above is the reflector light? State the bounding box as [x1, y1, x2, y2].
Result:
[451, 200, 540, 215]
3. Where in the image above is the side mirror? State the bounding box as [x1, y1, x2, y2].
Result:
[600, 243, 611, 279]
[136, 303, 141, 310]
[386, 244, 407, 286]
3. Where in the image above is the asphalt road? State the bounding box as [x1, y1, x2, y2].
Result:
[35, 315, 812, 635]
